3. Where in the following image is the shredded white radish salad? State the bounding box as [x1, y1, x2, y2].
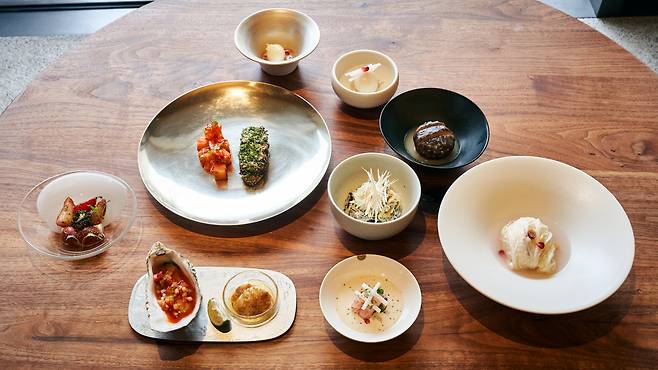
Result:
[344, 168, 401, 223]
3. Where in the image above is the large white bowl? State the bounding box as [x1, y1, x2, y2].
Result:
[328, 153, 421, 240]
[438, 156, 634, 314]
[319, 254, 422, 343]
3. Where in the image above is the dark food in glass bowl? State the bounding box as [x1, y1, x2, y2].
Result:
[412, 121, 456, 159]
[56, 196, 107, 250]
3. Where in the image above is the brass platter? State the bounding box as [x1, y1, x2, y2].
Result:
[138, 81, 331, 225]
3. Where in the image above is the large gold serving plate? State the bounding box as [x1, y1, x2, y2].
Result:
[138, 81, 331, 225]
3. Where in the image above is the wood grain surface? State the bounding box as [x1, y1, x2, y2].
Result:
[1, 0, 657, 368]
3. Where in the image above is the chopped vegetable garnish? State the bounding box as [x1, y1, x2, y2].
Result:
[351, 282, 389, 324]
[344, 168, 401, 223]
[197, 120, 232, 183]
[345, 63, 382, 82]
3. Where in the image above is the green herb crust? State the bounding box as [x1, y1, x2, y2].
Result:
[71, 210, 92, 230]
[238, 126, 270, 187]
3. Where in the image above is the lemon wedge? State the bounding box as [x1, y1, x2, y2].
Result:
[207, 298, 231, 333]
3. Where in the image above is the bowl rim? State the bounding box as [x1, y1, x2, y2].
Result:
[327, 152, 421, 226]
[17, 170, 138, 261]
[437, 155, 635, 314]
[318, 254, 422, 343]
[379, 87, 490, 170]
[331, 49, 399, 96]
[233, 7, 320, 66]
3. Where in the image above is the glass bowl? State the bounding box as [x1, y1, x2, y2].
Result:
[222, 270, 279, 327]
[18, 170, 137, 260]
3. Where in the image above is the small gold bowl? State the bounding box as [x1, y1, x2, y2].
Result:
[222, 270, 279, 327]
[234, 8, 320, 76]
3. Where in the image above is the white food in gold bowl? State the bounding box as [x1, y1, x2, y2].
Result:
[264, 43, 286, 62]
[500, 217, 558, 273]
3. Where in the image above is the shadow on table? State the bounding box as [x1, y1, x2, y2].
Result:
[338, 102, 384, 121]
[326, 308, 424, 362]
[148, 174, 327, 238]
[414, 164, 471, 228]
[442, 256, 636, 348]
[157, 341, 202, 361]
[256, 67, 309, 92]
[336, 210, 426, 259]
[129, 333, 202, 361]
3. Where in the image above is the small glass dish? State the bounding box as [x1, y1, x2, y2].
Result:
[17, 170, 137, 260]
[222, 270, 279, 327]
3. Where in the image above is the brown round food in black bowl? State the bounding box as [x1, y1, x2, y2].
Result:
[413, 121, 456, 159]
[379, 88, 489, 170]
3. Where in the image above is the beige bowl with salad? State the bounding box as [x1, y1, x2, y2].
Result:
[328, 152, 421, 240]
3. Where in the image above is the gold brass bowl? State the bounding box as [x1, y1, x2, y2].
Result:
[137, 80, 331, 226]
[234, 8, 320, 76]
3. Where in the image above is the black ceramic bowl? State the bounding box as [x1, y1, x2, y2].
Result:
[379, 88, 489, 170]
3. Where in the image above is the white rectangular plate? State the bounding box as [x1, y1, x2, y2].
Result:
[128, 267, 296, 342]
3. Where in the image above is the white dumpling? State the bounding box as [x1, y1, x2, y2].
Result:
[353, 73, 379, 93]
[265, 44, 285, 62]
[500, 217, 558, 273]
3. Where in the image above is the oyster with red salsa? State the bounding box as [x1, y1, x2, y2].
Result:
[146, 242, 202, 332]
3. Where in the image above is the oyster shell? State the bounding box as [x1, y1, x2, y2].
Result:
[145, 241, 201, 332]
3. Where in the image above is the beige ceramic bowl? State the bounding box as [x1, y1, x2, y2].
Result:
[438, 156, 635, 314]
[328, 153, 421, 240]
[319, 254, 422, 343]
[234, 8, 320, 76]
[331, 50, 399, 109]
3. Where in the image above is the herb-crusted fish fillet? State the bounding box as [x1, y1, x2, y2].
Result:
[238, 126, 270, 187]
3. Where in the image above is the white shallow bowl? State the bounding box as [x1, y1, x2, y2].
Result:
[438, 156, 634, 314]
[234, 8, 320, 76]
[18, 170, 137, 260]
[331, 49, 399, 109]
[319, 254, 421, 343]
[328, 153, 421, 240]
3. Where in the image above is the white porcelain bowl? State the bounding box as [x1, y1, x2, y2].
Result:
[331, 50, 399, 109]
[319, 254, 422, 343]
[438, 156, 634, 314]
[328, 153, 421, 240]
[234, 8, 320, 76]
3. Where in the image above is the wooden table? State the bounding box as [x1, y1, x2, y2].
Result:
[1, 0, 657, 368]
